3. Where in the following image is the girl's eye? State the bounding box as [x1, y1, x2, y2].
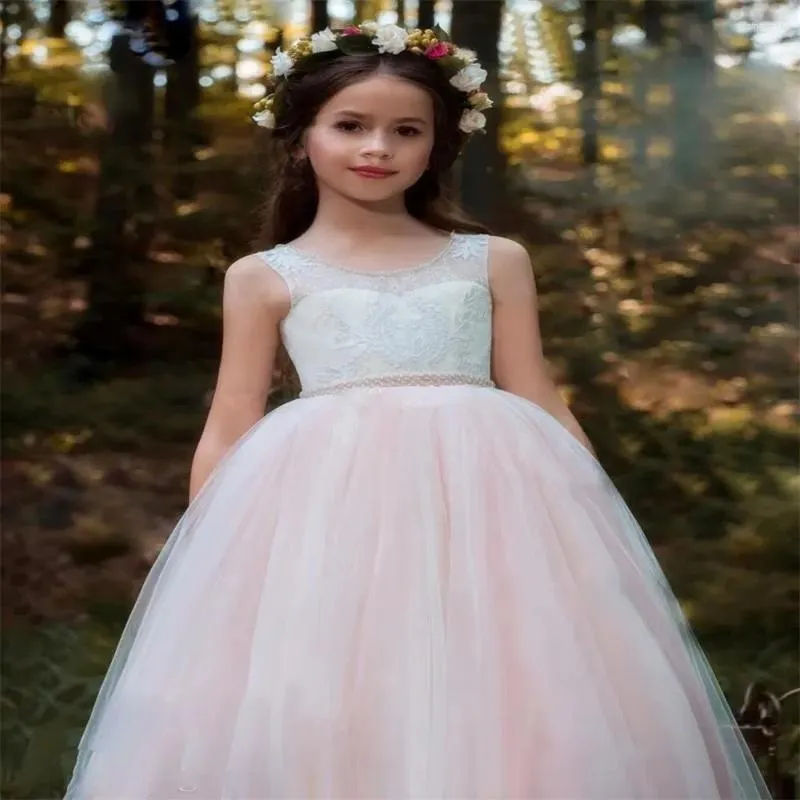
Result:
[397, 126, 422, 137]
[334, 120, 362, 133]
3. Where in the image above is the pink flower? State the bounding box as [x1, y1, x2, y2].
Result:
[425, 42, 450, 60]
[342, 26, 361, 35]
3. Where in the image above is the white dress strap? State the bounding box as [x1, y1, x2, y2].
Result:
[447, 233, 490, 287]
[256, 246, 306, 306]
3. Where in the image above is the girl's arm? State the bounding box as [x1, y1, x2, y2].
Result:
[189, 255, 289, 502]
[489, 236, 595, 455]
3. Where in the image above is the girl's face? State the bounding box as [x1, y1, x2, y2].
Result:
[303, 74, 436, 205]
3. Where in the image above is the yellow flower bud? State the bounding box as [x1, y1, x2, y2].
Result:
[289, 39, 312, 60]
[254, 93, 275, 112]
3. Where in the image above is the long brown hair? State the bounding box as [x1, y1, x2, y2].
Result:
[253, 49, 490, 250]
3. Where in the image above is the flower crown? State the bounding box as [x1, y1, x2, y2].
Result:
[252, 22, 493, 136]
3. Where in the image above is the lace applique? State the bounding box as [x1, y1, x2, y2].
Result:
[256, 233, 493, 396]
[448, 231, 490, 265]
[259, 233, 489, 306]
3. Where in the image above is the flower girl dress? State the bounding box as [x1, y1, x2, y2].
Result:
[65, 233, 770, 799]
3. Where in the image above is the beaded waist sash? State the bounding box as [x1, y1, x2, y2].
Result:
[299, 373, 495, 399]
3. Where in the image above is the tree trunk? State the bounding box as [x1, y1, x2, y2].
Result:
[417, 0, 435, 29]
[579, 0, 600, 166]
[642, 0, 664, 45]
[165, 12, 201, 200]
[72, 31, 155, 367]
[47, 0, 70, 37]
[674, 1, 715, 200]
[450, 0, 503, 226]
[311, 0, 329, 31]
[582, 0, 600, 45]
[0, 1, 10, 79]
[696, 0, 716, 22]
[396, 0, 406, 27]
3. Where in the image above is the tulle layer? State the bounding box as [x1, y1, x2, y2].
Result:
[65, 386, 769, 799]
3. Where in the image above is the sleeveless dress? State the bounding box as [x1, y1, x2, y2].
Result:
[65, 233, 770, 799]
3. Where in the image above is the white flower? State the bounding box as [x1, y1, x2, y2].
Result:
[459, 108, 486, 134]
[469, 91, 493, 111]
[453, 47, 477, 64]
[372, 24, 408, 54]
[360, 20, 378, 34]
[271, 48, 294, 77]
[450, 62, 487, 93]
[310, 27, 338, 53]
[253, 109, 276, 129]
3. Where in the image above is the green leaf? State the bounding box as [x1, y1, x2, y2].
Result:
[432, 25, 451, 43]
[336, 34, 376, 55]
[436, 55, 464, 73]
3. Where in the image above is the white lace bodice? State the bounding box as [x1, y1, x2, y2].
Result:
[257, 233, 493, 397]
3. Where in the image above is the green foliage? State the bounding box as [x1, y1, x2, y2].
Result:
[335, 32, 376, 54]
[1, 624, 119, 798]
[1, 368, 213, 455]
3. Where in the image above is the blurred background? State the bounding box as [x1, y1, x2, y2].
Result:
[0, 0, 798, 795]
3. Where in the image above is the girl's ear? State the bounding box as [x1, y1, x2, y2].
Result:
[288, 145, 311, 183]
[292, 132, 308, 164]
[296, 128, 310, 158]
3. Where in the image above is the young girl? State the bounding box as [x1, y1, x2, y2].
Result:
[66, 22, 770, 800]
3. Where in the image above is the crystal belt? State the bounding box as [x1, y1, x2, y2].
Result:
[300, 373, 495, 398]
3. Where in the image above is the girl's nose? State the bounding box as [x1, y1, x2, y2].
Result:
[360, 132, 393, 160]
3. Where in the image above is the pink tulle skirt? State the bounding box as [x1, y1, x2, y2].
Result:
[65, 386, 769, 799]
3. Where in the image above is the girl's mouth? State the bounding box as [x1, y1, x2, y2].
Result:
[350, 166, 398, 179]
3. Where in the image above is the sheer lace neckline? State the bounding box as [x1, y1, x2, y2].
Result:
[278, 232, 457, 277]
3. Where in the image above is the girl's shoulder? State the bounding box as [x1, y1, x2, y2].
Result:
[486, 235, 530, 264]
[225, 252, 292, 313]
[485, 236, 536, 298]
